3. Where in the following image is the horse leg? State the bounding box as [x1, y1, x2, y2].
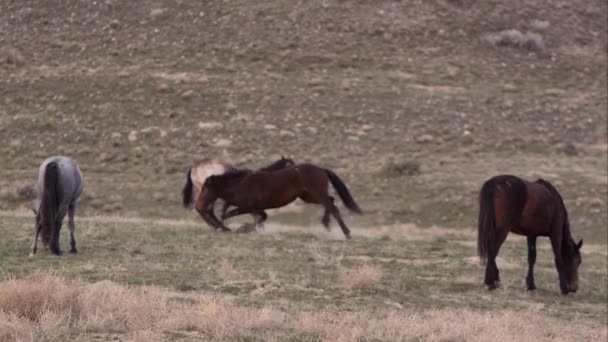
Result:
[68, 204, 77, 254]
[223, 207, 246, 221]
[549, 232, 568, 294]
[207, 209, 232, 232]
[484, 227, 508, 290]
[50, 216, 64, 256]
[301, 193, 332, 231]
[526, 236, 537, 291]
[255, 210, 268, 230]
[325, 201, 351, 240]
[29, 215, 42, 257]
[321, 197, 334, 231]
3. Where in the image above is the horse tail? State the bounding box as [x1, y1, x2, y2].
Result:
[182, 169, 194, 208]
[40, 162, 61, 246]
[325, 169, 362, 214]
[477, 179, 496, 264]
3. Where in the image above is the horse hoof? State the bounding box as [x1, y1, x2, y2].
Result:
[487, 282, 500, 290]
[70, 249, 78, 254]
[345, 234, 352, 240]
[29, 253, 35, 258]
[527, 285, 536, 291]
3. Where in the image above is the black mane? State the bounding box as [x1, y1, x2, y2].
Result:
[208, 169, 251, 184]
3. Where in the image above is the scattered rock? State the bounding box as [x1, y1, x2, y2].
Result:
[111, 132, 122, 146]
[502, 83, 518, 92]
[156, 82, 169, 93]
[180, 90, 195, 100]
[340, 79, 352, 91]
[153, 192, 164, 201]
[149, 8, 164, 18]
[142, 110, 153, 118]
[198, 121, 223, 130]
[96, 152, 113, 163]
[415, 134, 434, 144]
[264, 124, 277, 130]
[280, 130, 295, 137]
[33, 151, 48, 159]
[46, 103, 57, 112]
[197, 75, 209, 84]
[4, 47, 25, 66]
[361, 124, 374, 131]
[588, 197, 604, 207]
[486, 29, 545, 52]
[214, 138, 232, 147]
[530, 19, 550, 31]
[128, 130, 138, 142]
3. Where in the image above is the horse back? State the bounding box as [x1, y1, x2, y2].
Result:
[517, 179, 559, 236]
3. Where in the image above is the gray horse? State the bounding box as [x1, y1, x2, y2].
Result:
[30, 156, 83, 256]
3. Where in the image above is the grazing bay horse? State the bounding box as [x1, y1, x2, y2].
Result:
[195, 163, 362, 239]
[30, 156, 83, 256]
[182, 157, 296, 220]
[478, 175, 583, 294]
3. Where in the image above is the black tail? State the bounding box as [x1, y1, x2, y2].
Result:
[40, 162, 61, 247]
[182, 169, 194, 208]
[325, 169, 362, 214]
[477, 179, 495, 264]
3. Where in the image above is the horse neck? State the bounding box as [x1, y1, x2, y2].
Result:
[260, 161, 285, 171]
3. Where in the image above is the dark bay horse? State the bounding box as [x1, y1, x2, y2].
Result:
[477, 175, 583, 294]
[30, 156, 83, 256]
[182, 157, 295, 220]
[195, 163, 362, 239]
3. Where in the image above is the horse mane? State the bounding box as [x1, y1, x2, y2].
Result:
[259, 157, 293, 172]
[535, 178, 575, 255]
[208, 168, 251, 185]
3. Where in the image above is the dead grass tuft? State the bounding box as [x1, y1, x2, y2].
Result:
[338, 264, 383, 290]
[0, 273, 605, 341]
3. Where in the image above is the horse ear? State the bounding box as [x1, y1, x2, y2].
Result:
[576, 239, 583, 250]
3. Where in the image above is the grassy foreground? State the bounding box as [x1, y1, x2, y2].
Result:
[0, 212, 606, 341]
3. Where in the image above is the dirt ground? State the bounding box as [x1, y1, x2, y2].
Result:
[1, 1, 607, 239]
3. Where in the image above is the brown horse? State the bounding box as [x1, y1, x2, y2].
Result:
[478, 175, 583, 294]
[195, 163, 362, 239]
[182, 157, 295, 219]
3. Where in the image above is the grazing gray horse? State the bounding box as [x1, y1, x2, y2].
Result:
[30, 156, 83, 256]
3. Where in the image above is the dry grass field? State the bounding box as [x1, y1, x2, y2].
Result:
[0, 213, 606, 341]
[1, 0, 607, 341]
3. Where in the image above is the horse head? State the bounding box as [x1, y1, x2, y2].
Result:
[563, 239, 583, 294]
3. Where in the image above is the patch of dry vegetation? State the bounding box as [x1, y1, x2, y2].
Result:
[0, 273, 605, 341]
[338, 264, 383, 290]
